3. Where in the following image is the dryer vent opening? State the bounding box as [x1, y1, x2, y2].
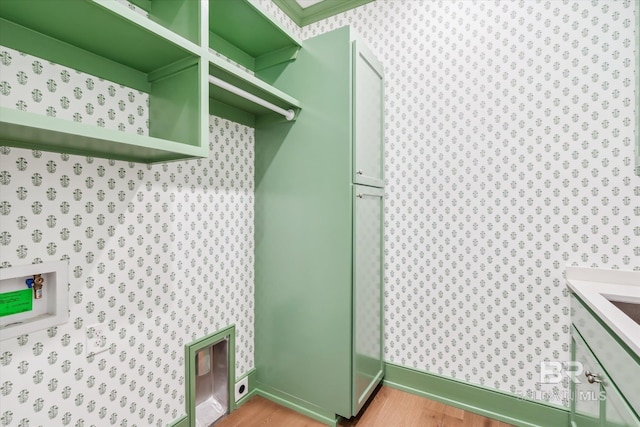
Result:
[186, 326, 235, 427]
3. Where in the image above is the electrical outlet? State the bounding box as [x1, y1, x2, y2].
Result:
[86, 323, 108, 356]
[235, 376, 249, 402]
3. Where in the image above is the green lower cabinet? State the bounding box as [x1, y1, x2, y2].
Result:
[605, 384, 640, 427]
[571, 329, 605, 427]
[571, 327, 639, 427]
[254, 26, 384, 423]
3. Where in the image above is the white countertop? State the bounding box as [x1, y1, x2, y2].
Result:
[566, 267, 640, 357]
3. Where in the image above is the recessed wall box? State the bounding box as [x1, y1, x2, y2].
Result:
[0, 260, 69, 340]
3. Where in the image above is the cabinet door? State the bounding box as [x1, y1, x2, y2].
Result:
[353, 40, 384, 187]
[604, 381, 639, 427]
[352, 185, 384, 416]
[571, 332, 603, 427]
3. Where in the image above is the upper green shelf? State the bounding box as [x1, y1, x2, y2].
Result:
[123, 0, 202, 45]
[208, 53, 301, 127]
[0, 0, 207, 163]
[0, 107, 207, 163]
[0, 0, 305, 162]
[0, 0, 200, 91]
[209, 0, 302, 72]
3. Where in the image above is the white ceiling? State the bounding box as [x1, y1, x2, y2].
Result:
[295, 0, 326, 9]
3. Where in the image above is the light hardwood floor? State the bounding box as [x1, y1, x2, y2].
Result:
[217, 386, 513, 427]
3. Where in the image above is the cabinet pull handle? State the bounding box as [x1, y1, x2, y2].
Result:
[357, 194, 364, 198]
[585, 370, 602, 384]
[356, 170, 364, 175]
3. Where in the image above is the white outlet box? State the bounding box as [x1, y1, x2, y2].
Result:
[235, 376, 249, 402]
[86, 323, 109, 356]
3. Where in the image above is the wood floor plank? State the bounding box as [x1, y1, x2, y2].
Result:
[216, 386, 514, 427]
[463, 409, 514, 427]
[217, 396, 325, 427]
[421, 394, 465, 421]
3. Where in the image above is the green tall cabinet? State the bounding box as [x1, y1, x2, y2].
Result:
[255, 27, 384, 425]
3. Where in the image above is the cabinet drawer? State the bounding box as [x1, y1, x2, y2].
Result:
[572, 295, 640, 416]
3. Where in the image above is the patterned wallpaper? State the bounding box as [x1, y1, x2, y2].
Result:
[259, 0, 640, 406]
[0, 48, 255, 425]
[0, 47, 148, 135]
[0, 0, 638, 425]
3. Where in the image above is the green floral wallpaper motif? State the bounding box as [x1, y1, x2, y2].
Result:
[0, 51, 255, 426]
[0, 0, 638, 425]
[0, 47, 148, 136]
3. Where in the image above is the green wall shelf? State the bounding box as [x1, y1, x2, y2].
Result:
[209, 0, 302, 72]
[208, 54, 301, 128]
[0, 107, 206, 164]
[0, 0, 303, 163]
[206, 0, 303, 127]
[0, 0, 207, 163]
[121, 0, 202, 45]
[206, 0, 302, 127]
[0, 0, 201, 91]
